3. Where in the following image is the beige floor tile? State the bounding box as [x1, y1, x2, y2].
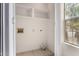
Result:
[16, 49, 53, 56]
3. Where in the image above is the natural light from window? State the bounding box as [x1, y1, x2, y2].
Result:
[65, 3, 79, 46]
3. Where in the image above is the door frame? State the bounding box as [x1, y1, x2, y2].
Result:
[2, 3, 5, 56]
[3, 3, 10, 56]
[11, 3, 64, 56]
[8, 3, 16, 56]
[55, 3, 64, 56]
[1, 3, 3, 56]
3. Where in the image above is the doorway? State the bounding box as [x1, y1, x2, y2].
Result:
[15, 3, 55, 56]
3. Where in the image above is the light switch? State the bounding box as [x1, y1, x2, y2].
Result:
[17, 28, 24, 33]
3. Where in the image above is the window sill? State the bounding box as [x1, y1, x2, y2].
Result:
[64, 42, 79, 48]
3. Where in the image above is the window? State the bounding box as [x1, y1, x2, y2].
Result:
[64, 3, 79, 46]
[16, 3, 49, 19]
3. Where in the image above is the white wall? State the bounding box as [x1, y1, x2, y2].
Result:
[63, 44, 79, 56]
[16, 16, 49, 53]
[16, 4, 54, 53]
[47, 4, 55, 52]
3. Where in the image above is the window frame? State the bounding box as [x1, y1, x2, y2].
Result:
[64, 3, 79, 48]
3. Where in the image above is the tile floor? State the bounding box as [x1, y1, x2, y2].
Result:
[16, 49, 54, 56]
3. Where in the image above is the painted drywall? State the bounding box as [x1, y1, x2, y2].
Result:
[47, 4, 55, 53]
[16, 16, 49, 53]
[63, 44, 79, 56]
[16, 4, 54, 53]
